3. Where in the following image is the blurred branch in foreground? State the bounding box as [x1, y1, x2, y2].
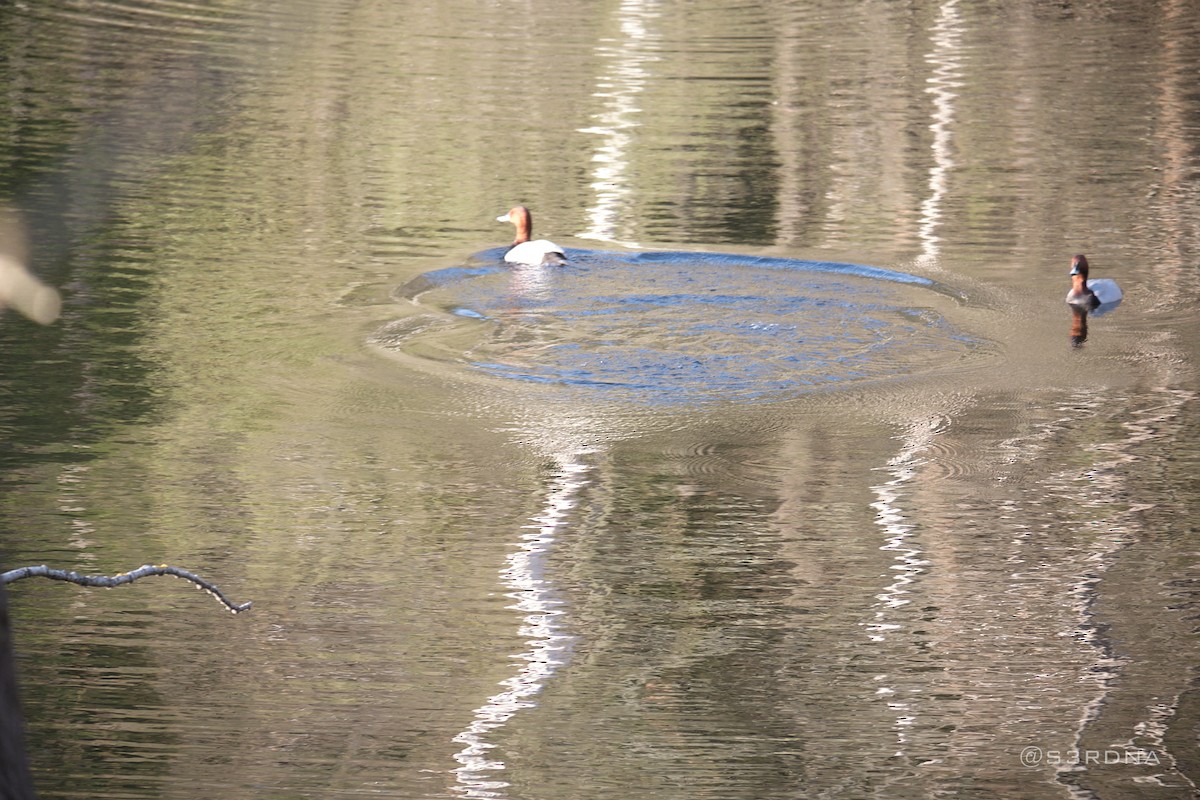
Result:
[0, 254, 59, 326]
[0, 210, 59, 326]
[2, 564, 253, 614]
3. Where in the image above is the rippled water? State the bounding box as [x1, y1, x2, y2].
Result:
[385, 249, 978, 405]
[1, 1, 1199, 799]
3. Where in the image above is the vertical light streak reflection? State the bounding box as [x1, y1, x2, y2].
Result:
[918, 0, 965, 264]
[865, 415, 945, 753]
[1147, 0, 1195, 306]
[577, 0, 660, 247]
[769, 7, 807, 248]
[450, 452, 592, 798]
[1051, 387, 1197, 795]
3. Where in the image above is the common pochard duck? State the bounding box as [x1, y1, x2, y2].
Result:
[496, 206, 566, 266]
[1066, 254, 1122, 308]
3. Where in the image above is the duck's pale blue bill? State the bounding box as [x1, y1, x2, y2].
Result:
[496, 213, 510, 223]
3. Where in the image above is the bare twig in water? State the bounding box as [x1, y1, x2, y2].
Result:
[1, 565, 252, 614]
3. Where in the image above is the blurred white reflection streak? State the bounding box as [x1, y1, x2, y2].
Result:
[866, 416, 944, 749]
[451, 452, 592, 798]
[917, 0, 964, 264]
[577, 0, 660, 246]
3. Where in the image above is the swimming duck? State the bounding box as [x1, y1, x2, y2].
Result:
[496, 206, 566, 266]
[1066, 254, 1122, 308]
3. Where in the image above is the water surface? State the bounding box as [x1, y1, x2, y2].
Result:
[0, 1, 1198, 799]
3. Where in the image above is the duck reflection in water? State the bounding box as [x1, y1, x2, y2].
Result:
[1069, 303, 1090, 348]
